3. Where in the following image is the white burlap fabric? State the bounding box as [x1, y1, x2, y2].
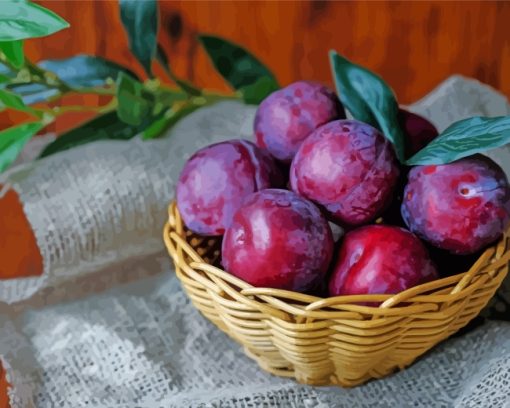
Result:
[0, 76, 509, 407]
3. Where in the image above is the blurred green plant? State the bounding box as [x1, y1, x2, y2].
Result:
[0, 0, 278, 172]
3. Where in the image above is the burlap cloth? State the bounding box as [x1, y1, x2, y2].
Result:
[0, 76, 509, 408]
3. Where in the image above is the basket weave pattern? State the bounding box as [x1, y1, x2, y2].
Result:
[163, 202, 510, 387]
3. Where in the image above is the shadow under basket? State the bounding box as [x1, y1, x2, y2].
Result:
[163, 201, 509, 387]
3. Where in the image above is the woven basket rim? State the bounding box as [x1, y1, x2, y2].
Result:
[164, 201, 510, 315]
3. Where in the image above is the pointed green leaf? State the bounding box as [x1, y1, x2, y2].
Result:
[153, 88, 187, 106]
[156, 45, 201, 96]
[38, 54, 138, 88]
[0, 73, 10, 83]
[407, 116, 510, 165]
[0, 88, 31, 112]
[0, 121, 43, 172]
[0, 1, 69, 41]
[155, 44, 169, 70]
[0, 40, 24, 68]
[142, 103, 201, 140]
[39, 111, 155, 158]
[115, 72, 151, 126]
[0, 62, 15, 80]
[119, 0, 158, 77]
[198, 34, 278, 92]
[4, 83, 58, 104]
[240, 76, 279, 105]
[2, 55, 136, 105]
[329, 50, 406, 163]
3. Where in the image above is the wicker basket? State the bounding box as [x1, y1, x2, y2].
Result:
[163, 201, 510, 387]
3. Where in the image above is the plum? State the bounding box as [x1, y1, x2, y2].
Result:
[329, 225, 438, 297]
[378, 110, 438, 226]
[254, 80, 345, 163]
[398, 108, 438, 158]
[176, 140, 284, 236]
[222, 189, 333, 292]
[402, 155, 510, 254]
[290, 119, 400, 227]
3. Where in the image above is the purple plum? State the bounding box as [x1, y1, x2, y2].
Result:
[176, 140, 284, 236]
[254, 80, 345, 163]
[398, 108, 439, 158]
[402, 155, 510, 254]
[290, 119, 400, 226]
[329, 225, 438, 297]
[221, 189, 333, 292]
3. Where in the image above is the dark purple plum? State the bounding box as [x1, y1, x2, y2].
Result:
[290, 119, 400, 227]
[176, 140, 284, 236]
[254, 80, 345, 163]
[329, 225, 438, 297]
[378, 109, 439, 226]
[222, 189, 333, 292]
[402, 155, 510, 254]
[398, 108, 439, 158]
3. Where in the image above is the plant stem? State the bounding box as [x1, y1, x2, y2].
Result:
[0, 58, 17, 73]
[71, 86, 116, 96]
[25, 60, 71, 92]
[37, 99, 117, 117]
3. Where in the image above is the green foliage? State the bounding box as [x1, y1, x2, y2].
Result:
[407, 116, 510, 165]
[0, 0, 286, 170]
[119, 0, 158, 77]
[38, 55, 138, 87]
[0, 0, 69, 41]
[39, 111, 154, 158]
[115, 72, 151, 126]
[142, 103, 201, 140]
[0, 87, 33, 112]
[198, 34, 279, 103]
[0, 40, 24, 68]
[0, 122, 44, 171]
[4, 83, 59, 105]
[329, 50, 406, 163]
[156, 45, 201, 96]
[240, 76, 279, 105]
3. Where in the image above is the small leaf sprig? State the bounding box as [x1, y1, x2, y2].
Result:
[0, 0, 279, 172]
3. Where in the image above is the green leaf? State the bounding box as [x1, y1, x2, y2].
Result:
[4, 83, 58, 104]
[0, 87, 31, 112]
[38, 54, 138, 88]
[1, 55, 136, 105]
[198, 34, 278, 92]
[0, 121, 43, 172]
[115, 72, 151, 126]
[142, 103, 201, 140]
[407, 116, 510, 165]
[0, 40, 24, 68]
[119, 0, 158, 77]
[0, 62, 15, 80]
[0, 1, 69, 41]
[153, 88, 187, 105]
[156, 45, 201, 96]
[240, 76, 279, 105]
[329, 50, 406, 163]
[39, 111, 153, 158]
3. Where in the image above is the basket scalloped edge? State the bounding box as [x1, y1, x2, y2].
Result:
[163, 201, 509, 387]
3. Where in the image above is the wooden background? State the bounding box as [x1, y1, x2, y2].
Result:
[24, 1, 510, 105]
